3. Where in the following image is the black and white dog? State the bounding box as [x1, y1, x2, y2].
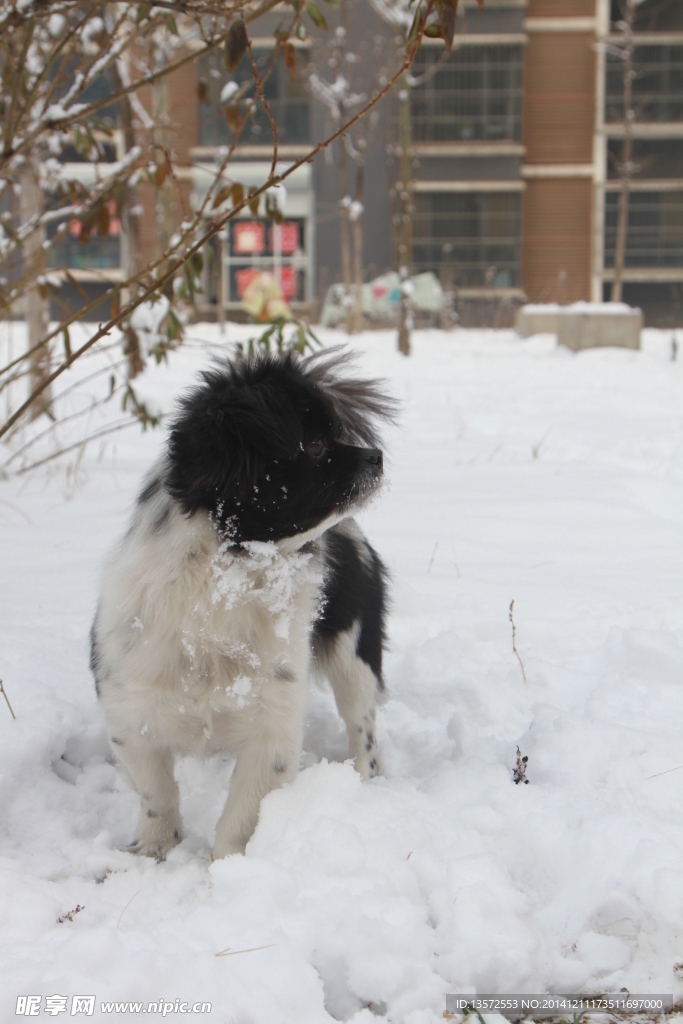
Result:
[90, 349, 392, 860]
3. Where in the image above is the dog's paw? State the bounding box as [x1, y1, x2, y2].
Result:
[353, 751, 380, 780]
[127, 829, 182, 862]
[128, 810, 183, 861]
[211, 836, 247, 860]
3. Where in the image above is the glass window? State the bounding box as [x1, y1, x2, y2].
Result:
[409, 45, 523, 143]
[46, 201, 121, 270]
[605, 44, 683, 123]
[198, 47, 310, 146]
[413, 191, 521, 287]
[604, 190, 683, 268]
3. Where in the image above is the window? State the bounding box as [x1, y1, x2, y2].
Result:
[409, 45, 523, 143]
[46, 200, 121, 271]
[413, 191, 521, 287]
[604, 190, 683, 268]
[605, 44, 683, 123]
[607, 138, 683, 179]
[198, 48, 309, 147]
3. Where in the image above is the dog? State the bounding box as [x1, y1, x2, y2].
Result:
[90, 349, 393, 860]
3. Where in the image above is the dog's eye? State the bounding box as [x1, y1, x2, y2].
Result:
[305, 439, 325, 459]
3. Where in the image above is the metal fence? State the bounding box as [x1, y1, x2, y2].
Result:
[409, 45, 523, 143]
[413, 191, 521, 287]
[198, 49, 310, 147]
[606, 44, 683, 123]
[604, 190, 683, 267]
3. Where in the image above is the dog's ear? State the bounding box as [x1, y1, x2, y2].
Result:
[165, 366, 301, 515]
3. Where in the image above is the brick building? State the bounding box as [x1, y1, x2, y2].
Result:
[52, 0, 683, 326]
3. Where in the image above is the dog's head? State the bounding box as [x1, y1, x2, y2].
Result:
[166, 349, 395, 545]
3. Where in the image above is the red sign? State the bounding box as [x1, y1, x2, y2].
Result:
[69, 199, 120, 238]
[269, 223, 299, 255]
[234, 267, 298, 299]
[279, 266, 297, 298]
[234, 221, 265, 255]
[235, 267, 262, 297]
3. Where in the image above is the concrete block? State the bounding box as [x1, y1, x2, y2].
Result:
[515, 304, 561, 337]
[516, 302, 642, 350]
[556, 303, 642, 351]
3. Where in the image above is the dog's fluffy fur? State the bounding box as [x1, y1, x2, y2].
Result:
[90, 349, 392, 859]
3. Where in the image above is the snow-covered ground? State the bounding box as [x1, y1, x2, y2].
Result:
[1, 323, 682, 1023]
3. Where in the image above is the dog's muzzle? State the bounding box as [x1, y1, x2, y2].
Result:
[362, 448, 383, 473]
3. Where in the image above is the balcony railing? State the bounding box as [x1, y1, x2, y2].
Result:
[413, 191, 521, 287]
[409, 45, 523, 144]
[604, 190, 683, 268]
[606, 44, 683, 124]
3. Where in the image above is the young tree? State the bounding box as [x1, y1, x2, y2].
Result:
[608, 0, 637, 303]
[369, 0, 479, 354]
[308, 15, 387, 334]
[0, 0, 429, 468]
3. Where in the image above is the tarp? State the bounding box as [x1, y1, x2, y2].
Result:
[321, 271, 443, 327]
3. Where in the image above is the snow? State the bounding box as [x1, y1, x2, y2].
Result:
[220, 81, 239, 103]
[521, 302, 637, 316]
[1, 323, 683, 1021]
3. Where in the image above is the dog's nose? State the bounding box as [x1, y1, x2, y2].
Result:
[362, 448, 383, 471]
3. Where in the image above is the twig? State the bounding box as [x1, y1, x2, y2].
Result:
[116, 890, 140, 929]
[57, 903, 84, 923]
[0, 679, 16, 719]
[513, 746, 529, 785]
[509, 600, 527, 684]
[215, 943, 276, 957]
[427, 542, 438, 573]
[246, 36, 278, 178]
[0, 0, 434, 442]
[13, 419, 139, 476]
[646, 764, 683, 781]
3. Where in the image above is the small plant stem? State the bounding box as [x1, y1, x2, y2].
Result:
[509, 600, 528, 684]
[0, 680, 16, 719]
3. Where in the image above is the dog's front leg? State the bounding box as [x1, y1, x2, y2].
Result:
[213, 682, 305, 857]
[113, 737, 183, 861]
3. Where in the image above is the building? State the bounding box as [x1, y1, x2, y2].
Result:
[48, 0, 683, 326]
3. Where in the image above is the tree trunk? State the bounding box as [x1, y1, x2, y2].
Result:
[153, 74, 174, 260]
[351, 163, 364, 334]
[339, 142, 353, 333]
[18, 161, 52, 419]
[611, 0, 635, 304]
[396, 75, 412, 356]
[119, 93, 144, 379]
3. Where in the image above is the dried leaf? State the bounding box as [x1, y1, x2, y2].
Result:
[476, 0, 484, 8]
[212, 184, 233, 209]
[436, 0, 458, 52]
[155, 161, 168, 188]
[232, 182, 245, 208]
[226, 103, 244, 133]
[248, 189, 260, 216]
[96, 201, 110, 238]
[64, 270, 86, 296]
[63, 326, 72, 359]
[284, 43, 297, 81]
[305, 2, 328, 30]
[197, 77, 208, 104]
[224, 19, 248, 73]
[405, 2, 424, 54]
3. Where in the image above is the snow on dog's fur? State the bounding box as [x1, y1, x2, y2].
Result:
[90, 349, 393, 859]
